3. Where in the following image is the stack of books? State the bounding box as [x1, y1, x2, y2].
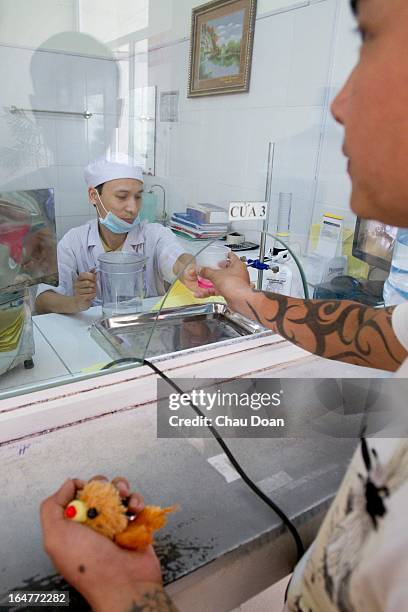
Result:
[170, 203, 229, 240]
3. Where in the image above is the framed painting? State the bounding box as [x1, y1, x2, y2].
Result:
[188, 0, 257, 97]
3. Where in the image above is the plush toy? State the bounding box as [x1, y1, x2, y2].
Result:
[64, 480, 177, 551]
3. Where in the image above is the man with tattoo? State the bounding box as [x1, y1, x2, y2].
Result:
[41, 1, 408, 611]
[201, 2, 408, 610]
[199, 0, 408, 377]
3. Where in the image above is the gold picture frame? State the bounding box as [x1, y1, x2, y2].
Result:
[188, 0, 257, 97]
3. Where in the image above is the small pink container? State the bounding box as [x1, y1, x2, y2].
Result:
[196, 245, 230, 289]
[197, 276, 215, 289]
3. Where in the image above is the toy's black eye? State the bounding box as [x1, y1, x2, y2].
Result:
[87, 507, 99, 519]
[122, 496, 130, 508]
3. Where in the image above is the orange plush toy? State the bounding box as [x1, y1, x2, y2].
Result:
[64, 480, 177, 551]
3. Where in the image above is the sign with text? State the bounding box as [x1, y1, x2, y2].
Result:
[229, 201, 268, 221]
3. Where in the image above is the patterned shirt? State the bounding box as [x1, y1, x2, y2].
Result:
[286, 303, 408, 611]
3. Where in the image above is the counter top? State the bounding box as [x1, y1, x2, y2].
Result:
[0, 325, 72, 394]
[0, 298, 158, 397]
[0, 328, 389, 611]
[0, 397, 357, 611]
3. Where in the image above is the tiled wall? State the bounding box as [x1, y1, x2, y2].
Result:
[0, 42, 130, 239]
[0, 0, 359, 249]
[145, 0, 359, 250]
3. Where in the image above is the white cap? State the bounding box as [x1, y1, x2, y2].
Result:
[84, 153, 144, 187]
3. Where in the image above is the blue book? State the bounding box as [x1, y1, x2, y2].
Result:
[172, 212, 228, 231]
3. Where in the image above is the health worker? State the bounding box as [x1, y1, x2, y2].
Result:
[36, 155, 205, 314]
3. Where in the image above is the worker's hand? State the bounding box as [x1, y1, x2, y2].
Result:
[200, 252, 253, 310]
[73, 271, 97, 311]
[180, 263, 217, 299]
[40, 477, 163, 612]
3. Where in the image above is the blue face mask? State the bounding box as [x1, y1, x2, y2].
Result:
[95, 191, 140, 235]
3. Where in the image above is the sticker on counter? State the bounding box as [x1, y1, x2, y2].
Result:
[256, 471, 292, 494]
[207, 453, 241, 483]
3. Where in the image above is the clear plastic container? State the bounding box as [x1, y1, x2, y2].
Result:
[273, 192, 292, 256]
[196, 245, 230, 289]
[98, 251, 147, 317]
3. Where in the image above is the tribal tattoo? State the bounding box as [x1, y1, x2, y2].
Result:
[245, 291, 406, 371]
[127, 585, 179, 612]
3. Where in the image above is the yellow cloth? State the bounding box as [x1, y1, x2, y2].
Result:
[0, 307, 25, 352]
[81, 362, 110, 373]
[152, 280, 225, 311]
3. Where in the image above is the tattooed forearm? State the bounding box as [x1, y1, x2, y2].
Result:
[126, 585, 179, 612]
[245, 291, 407, 371]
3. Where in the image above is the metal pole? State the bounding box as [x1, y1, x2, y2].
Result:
[257, 142, 275, 290]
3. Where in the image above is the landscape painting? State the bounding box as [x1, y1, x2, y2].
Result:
[188, 0, 256, 97]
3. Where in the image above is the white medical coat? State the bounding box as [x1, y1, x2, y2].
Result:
[37, 219, 185, 305]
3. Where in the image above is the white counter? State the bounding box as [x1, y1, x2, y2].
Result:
[33, 306, 110, 373]
[33, 300, 151, 373]
[0, 297, 159, 397]
[0, 325, 71, 394]
[0, 330, 390, 611]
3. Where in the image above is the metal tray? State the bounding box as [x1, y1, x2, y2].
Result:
[91, 303, 267, 361]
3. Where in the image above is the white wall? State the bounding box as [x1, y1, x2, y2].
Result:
[147, 0, 315, 47]
[0, 1, 152, 240]
[0, 0, 76, 49]
[145, 0, 359, 248]
[0, 0, 359, 245]
[79, 0, 149, 48]
[0, 42, 131, 238]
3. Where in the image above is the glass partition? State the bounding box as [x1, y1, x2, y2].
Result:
[0, 0, 369, 405]
[0, 0, 159, 399]
[0, 211, 378, 401]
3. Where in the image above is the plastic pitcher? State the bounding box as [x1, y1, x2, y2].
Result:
[98, 251, 147, 317]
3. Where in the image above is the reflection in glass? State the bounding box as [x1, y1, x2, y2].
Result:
[0, 189, 57, 377]
[0, 189, 57, 292]
[0, 291, 34, 377]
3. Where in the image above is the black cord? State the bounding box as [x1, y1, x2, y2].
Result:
[101, 358, 140, 369]
[102, 357, 305, 562]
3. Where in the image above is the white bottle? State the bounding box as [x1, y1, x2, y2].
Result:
[264, 251, 293, 296]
